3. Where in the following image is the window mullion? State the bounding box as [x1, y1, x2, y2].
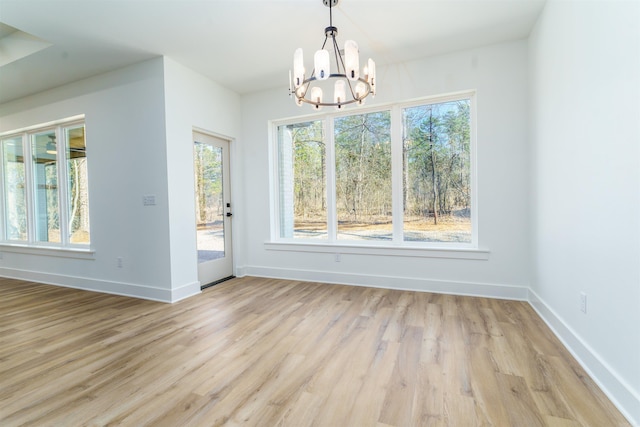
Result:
[391, 106, 403, 244]
[270, 125, 281, 241]
[0, 139, 5, 241]
[24, 133, 36, 243]
[470, 93, 478, 246]
[325, 117, 337, 242]
[57, 126, 70, 246]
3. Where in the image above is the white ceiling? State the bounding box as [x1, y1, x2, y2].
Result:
[0, 0, 546, 105]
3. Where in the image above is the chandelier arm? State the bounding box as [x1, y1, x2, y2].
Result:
[331, 34, 344, 74]
[328, 27, 359, 102]
[333, 37, 357, 99]
[320, 34, 329, 51]
[296, 73, 313, 99]
[345, 78, 357, 98]
[300, 78, 311, 99]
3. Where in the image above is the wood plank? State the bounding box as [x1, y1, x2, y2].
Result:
[0, 276, 631, 427]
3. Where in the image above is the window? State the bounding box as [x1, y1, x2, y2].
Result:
[0, 117, 90, 248]
[335, 111, 392, 241]
[273, 92, 475, 248]
[402, 100, 471, 243]
[2, 136, 27, 241]
[278, 120, 327, 239]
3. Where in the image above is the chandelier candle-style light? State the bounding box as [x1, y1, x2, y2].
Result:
[289, 0, 376, 110]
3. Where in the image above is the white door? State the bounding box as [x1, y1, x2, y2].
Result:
[193, 131, 233, 286]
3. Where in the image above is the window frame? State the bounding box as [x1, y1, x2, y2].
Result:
[0, 115, 93, 255]
[268, 90, 487, 259]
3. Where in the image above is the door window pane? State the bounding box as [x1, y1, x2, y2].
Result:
[194, 142, 225, 262]
[335, 111, 392, 241]
[65, 125, 90, 244]
[32, 131, 60, 243]
[402, 100, 471, 242]
[2, 137, 27, 241]
[277, 121, 327, 239]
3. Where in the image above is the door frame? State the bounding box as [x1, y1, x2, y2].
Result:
[193, 128, 235, 287]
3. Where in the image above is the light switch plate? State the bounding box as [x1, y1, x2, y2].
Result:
[143, 195, 156, 206]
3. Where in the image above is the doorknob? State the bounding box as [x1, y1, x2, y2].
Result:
[226, 212, 233, 217]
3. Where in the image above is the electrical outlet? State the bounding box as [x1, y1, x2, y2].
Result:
[334, 253, 341, 262]
[116, 257, 123, 268]
[580, 292, 587, 314]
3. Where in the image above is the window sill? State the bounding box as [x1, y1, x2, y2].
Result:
[264, 241, 490, 260]
[0, 243, 95, 260]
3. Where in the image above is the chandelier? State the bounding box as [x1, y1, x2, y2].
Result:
[289, 0, 376, 110]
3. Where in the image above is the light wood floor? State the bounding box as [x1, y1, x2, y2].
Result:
[0, 276, 630, 427]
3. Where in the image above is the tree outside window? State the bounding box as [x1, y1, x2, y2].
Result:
[274, 93, 474, 246]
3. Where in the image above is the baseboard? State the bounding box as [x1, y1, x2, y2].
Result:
[528, 289, 640, 426]
[235, 266, 248, 278]
[170, 281, 201, 302]
[0, 267, 200, 303]
[242, 265, 529, 300]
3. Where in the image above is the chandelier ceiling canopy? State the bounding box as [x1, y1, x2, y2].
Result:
[289, 0, 376, 110]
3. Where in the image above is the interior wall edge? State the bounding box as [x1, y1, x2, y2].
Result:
[170, 281, 202, 303]
[528, 289, 640, 426]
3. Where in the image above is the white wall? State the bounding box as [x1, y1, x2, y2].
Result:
[240, 40, 531, 299]
[0, 56, 243, 302]
[162, 57, 242, 290]
[0, 58, 175, 300]
[528, 1, 640, 424]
